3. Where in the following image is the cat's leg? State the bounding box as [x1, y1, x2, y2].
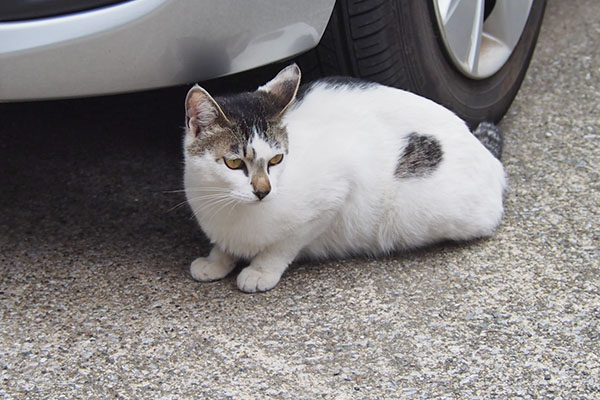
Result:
[236, 241, 302, 293]
[190, 246, 236, 282]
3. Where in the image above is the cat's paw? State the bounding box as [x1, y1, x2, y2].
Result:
[190, 257, 232, 282]
[236, 267, 281, 293]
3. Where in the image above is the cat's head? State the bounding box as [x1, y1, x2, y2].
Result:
[184, 64, 301, 203]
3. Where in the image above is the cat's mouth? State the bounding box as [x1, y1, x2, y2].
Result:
[249, 195, 272, 204]
[231, 191, 270, 204]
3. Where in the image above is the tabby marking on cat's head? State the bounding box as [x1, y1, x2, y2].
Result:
[185, 64, 301, 202]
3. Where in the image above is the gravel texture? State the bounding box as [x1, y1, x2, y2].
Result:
[1, 0, 599, 398]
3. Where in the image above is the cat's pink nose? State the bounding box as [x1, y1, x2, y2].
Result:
[253, 189, 270, 200]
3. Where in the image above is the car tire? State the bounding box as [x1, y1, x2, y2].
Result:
[298, 0, 546, 128]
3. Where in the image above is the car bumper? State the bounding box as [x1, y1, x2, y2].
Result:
[0, 0, 335, 101]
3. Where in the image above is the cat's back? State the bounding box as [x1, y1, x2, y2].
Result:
[282, 77, 506, 257]
[286, 77, 469, 145]
[282, 77, 484, 179]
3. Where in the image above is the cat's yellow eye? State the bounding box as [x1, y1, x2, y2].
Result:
[224, 158, 244, 170]
[269, 154, 284, 166]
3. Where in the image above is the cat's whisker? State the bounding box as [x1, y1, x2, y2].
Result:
[195, 194, 236, 207]
[199, 197, 240, 222]
[164, 186, 231, 194]
[170, 190, 240, 217]
[189, 194, 236, 214]
[162, 189, 188, 194]
[188, 200, 219, 220]
[188, 187, 231, 192]
[222, 197, 240, 214]
[167, 201, 190, 213]
[226, 198, 240, 218]
[209, 196, 238, 213]
[167, 193, 230, 213]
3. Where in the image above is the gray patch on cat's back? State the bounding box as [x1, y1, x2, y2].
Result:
[395, 133, 443, 179]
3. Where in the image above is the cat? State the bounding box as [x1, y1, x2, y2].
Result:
[183, 64, 506, 293]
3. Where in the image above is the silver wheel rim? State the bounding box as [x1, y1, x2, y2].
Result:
[433, 0, 533, 79]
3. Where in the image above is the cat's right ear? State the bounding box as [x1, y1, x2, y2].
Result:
[185, 85, 229, 137]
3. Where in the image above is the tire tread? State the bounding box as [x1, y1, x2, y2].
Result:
[296, 0, 546, 125]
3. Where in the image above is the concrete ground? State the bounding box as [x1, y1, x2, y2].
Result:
[1, 0, 598, 398]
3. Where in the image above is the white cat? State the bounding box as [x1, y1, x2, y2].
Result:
[183, 64, 506, 292]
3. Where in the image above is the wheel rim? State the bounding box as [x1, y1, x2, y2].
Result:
[433, 0, 533, 79]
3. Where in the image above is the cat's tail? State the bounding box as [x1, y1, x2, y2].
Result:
[473, 122, 503, 160]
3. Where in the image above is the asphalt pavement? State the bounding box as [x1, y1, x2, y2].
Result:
[1, 0, 598, 398]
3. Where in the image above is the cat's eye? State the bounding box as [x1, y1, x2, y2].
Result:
[269, 154, 284, 166]
[224, 158, 244, 170]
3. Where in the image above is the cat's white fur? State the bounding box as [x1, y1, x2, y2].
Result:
[184, 65, 506, 292]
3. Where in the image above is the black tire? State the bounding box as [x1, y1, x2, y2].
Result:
[298, 0, 546, 128]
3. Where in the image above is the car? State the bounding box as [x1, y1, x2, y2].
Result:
[0, 0, 546, 125]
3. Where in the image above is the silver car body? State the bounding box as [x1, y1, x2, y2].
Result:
[0, 0, 336, 101]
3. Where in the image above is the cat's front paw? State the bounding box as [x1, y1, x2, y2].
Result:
[236, 267, 281, 293]
[190, 257, 233, 282]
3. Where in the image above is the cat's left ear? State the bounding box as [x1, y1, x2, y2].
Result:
[258, 64, 301, 116]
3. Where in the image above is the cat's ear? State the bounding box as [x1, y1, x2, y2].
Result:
[258, 64, 301, 116]
[185, 85, 229, 137]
